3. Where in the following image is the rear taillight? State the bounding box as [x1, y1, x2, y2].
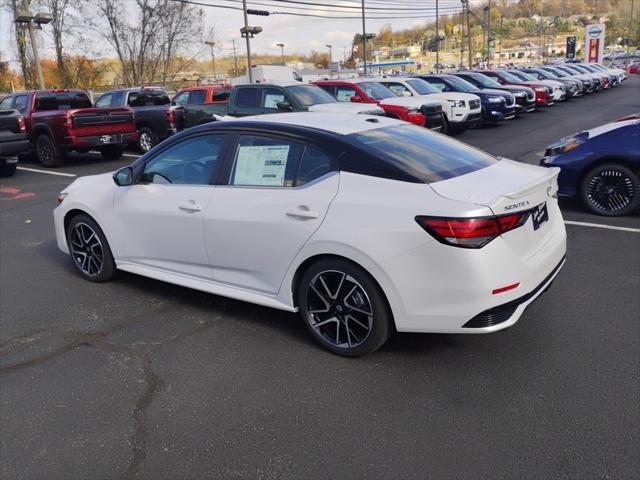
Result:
[415, 211, 530, 249]
[63, 112, 72, 129]
[18, 116, 26, 132]
[406, 111, 425, 126]
[165, 109, 175, 123]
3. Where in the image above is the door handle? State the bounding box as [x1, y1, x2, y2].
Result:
[286, 208, 320, 220]
[179, 202, 202, 212]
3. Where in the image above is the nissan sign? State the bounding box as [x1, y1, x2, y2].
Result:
[584, 24, 606, 63]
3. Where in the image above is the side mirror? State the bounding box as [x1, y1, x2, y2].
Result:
[402, 91, 412, 97]
[350, 95, 362, 103]
[113, 166, 134, 186]
[276, 101, 293, 111]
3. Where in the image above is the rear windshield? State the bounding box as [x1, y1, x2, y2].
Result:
[348, 124, 497, 183]
[128, 90, 170, 107]
[286, 85, 336, 106]
[34, 92, 92, 111]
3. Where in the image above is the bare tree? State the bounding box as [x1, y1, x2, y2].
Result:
[89, 0, 206, 86]
[6, 0, 35, 88]
[39, 0, 74, 86]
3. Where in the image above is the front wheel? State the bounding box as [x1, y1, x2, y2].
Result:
[137, 127, 156, 153]
[580, 163, 639, 216]
[100, 145, 124, 161]
[297, 259, 392, 356]
[66, 213, 116, 282]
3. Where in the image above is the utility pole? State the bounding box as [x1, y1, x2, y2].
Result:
[205, 40, 216, 81]
[499, 14, 504, 59]
[24, 0, 45, 89]
[487, 0, 491, 67]
[361, 0, 367, 76]
[242, 0, 253, 82]
[435, 0, 439, 72]
[465, 0, 472, 68]
[276, 43, 285, 64]
[232, 39, 238, 77]
[628, 0, 634, 56]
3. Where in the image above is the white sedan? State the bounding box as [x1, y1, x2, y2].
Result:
[54, 113, 567, 356]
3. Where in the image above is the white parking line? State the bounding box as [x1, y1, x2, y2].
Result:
[564, 220, 640, 233]
[16, 167, 77, 177]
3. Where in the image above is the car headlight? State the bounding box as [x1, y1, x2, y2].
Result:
[57, 192, 68, 205]
[447, 99, 465, 107]
[486, 95, 503, 103]
[545, 137, 585, 156]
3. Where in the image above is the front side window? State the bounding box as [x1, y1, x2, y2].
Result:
[229, 135, 303, 187]
[262, 88, 286, 110]
[189, 90, 207, 105]
[140, 134, 225, 185]
[95, 94, 112, 108]
[335, 85, 357, 102]
[349, 124, 497, 183]
[0, 96, 13, 110]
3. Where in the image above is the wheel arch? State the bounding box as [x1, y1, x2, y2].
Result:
[31, 123, 54, 140]
[290, 253, 397, 330]
[63, 208, 115, 253]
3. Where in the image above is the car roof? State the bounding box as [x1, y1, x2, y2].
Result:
[314, 78, 382, 85]
[222, 112, 404, 135]
[235, 81, 310, 88]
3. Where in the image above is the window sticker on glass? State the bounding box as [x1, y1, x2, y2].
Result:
[264, 93, 285, 109]
[232, 145, 290, 186]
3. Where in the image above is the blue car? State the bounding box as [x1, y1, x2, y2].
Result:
[414, 74, 517, 125]
[540, 119, 640, 216]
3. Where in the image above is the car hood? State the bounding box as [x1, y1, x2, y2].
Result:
[419, 92, 480, 103]
[378, 96, 440, 108]
[475, 88, 510, 97]
[63, 173, 113, 193]
[308, 103, 385, 115]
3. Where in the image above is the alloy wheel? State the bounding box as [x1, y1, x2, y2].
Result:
[39, 140, 52, 163]
[305, 270, 373, 349]
[586, 169, 635, 213]
[139, 132, 153, 152]
[70, 222, 104, 277]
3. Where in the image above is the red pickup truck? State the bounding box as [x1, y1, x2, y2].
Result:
[312, 79, 445, 131]
[0, 89, 138, 167]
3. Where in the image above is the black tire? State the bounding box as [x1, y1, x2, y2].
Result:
[0, 162, 17, 177]
[137, 127, 156, 153]
[66, 213, 116, 282]
[441, 114, 451, 135]
[100, 145, 125, 161]
[35, 134, 64, 167]
[477, 108, 486, 128]
[296, 258, 392, 356]
[580, 163, 639, 216]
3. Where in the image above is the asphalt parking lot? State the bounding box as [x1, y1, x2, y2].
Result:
[1, 77, 639, 480]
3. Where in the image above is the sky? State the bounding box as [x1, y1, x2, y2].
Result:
[0, 1, 469, 68]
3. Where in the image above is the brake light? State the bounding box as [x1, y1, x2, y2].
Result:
[165, 109, 175, 123]
[415, 211, 530, 248]
[63, 112, 72, 129]
[406, 111, 425, 126]
[18, 116, 26, 132]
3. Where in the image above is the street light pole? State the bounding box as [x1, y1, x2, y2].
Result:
[276, 43, 285, 64]
[14, 0, 51, 89]
[361, 0, 367, 76]
[435, 0, 439, 73]
[232, 39, 239, 77]
[326, 44, 332, 64]
[242, 0, 253, 82]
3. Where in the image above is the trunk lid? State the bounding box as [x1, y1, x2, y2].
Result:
[430, 159, 562, 257]
[70, 107, 136, 135]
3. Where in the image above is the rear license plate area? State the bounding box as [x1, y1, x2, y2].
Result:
[532, 202, 549, 230]
[98, 135, 113, 144]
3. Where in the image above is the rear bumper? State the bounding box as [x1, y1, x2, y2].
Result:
[0, 139, 30, 157]
[63, 132, 139, 148]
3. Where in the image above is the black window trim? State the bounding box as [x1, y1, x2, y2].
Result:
[133, 131, 233, 186]
[219, 131, 338, 189]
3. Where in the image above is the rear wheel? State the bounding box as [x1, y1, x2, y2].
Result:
[137, 127, 156, 153]
[100, 145, 124, 161]
[66, 213, 116, 282]
[580, 163, 639, 216]
[297, 258, 392, 356]
[0, 163, 17, 177]
[35, 134, 64, 167]
[441, 114, 451, 135]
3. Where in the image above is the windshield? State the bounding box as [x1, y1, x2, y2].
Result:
[443, 75, 479, 92]
[286, 85, 335, 106]
[406, 79, 439, 95]
[532, 69, 554, 79]
[359, 82, 396, 100]
[348, 124, 496, 183]
[466, 73, 501, 88]
[496, 71, 524, 83]
[546, 67, 567, 77]
[570, 65, 590, 73]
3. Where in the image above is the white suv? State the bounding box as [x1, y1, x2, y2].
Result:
[375, 77, 482, 134]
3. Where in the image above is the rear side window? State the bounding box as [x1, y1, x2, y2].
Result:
[229, 135, 303, 187]
[316, 84, 336, 97]
[35, 92, 92, 111]
[262, 88, 286, 109]
[128, 90, 170, 107]
[295, 147, 332, 186]
[235, 88, 260, 108]
[349, 125, 497, 183]
[384, 83, 410, 96]
[213, 90, 231, 102]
